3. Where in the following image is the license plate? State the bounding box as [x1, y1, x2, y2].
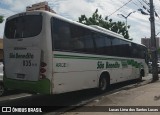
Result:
[17, 74, 25, 79]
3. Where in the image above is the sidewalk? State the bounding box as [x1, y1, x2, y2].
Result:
[62, 76, 160, 115]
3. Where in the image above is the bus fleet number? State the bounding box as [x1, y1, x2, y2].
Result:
[23, 60, 31, 66]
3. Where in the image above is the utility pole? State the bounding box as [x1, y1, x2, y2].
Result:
[150, 0, 159, 81]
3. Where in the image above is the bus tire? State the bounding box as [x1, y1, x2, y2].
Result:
[98, 74, 110, 92]
[0, 83, 5, 96]
[139, 70, 144, 81]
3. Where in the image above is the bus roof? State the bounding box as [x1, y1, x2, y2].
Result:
[8, 10, 146, 47]
[44, 11, 145, 47]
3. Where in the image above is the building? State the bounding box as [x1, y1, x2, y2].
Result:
[26, 1, 56, 13]
[141, 37, 160, 50]
[0, 39, 3, 61]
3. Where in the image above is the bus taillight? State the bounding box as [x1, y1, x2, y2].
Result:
[40, 62, 47, 79]
[41, 62, 47, 67]
[40, 68, 46, 73]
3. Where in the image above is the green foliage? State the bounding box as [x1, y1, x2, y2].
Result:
[78, 9, 130, 39]
[0, 16, 4, 23]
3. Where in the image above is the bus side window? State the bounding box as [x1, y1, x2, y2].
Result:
[83, 35, 94, 53]
[51, 18, 71, 51]
[70, 24, 94, 53]
[58, 26, 71, 49]
[94, 33, 106, 54]
[72, 37, 84, 49]
[70, 24, 84, 50]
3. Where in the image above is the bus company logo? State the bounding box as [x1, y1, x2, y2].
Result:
[97, 61, 120, 69]
[2, 107, 11, 112]
[121, 61, 128, 68]
[9, 53, 34, 59]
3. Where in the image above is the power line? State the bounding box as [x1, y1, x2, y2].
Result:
[137, 0, 150, 10]
[135, 0, 151, 15]
[142, 0, 150, 6]
[132, 1, 141, 8]
[140, 0, 160, 19]
[137, 0, 144, 6]
[131, 0, 160, 22]
[107, 0, 133, 17]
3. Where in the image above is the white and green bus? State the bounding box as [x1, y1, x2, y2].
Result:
[3, 11, 148, 94]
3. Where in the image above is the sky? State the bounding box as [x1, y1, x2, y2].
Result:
[0, 0, 160, 44]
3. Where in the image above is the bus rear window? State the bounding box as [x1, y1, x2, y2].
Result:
[5, 15, 42, 39]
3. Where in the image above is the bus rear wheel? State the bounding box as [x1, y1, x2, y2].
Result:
[98, 75, 109, 92]
[0, 83, 5, 96]
[138, 70, 144, 81]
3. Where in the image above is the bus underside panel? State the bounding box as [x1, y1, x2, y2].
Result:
[3, 76, 51, 94]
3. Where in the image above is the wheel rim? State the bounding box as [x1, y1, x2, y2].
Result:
[99, 78, 107, 91]
[0, 85, 4, 96]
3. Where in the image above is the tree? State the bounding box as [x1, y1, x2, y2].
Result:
[78, 9, 130, 39]
[0, 16, 4, 24]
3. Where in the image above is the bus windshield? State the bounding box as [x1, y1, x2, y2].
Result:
[5, 15, 42, 39]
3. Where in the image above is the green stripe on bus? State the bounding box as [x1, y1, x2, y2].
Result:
[54, 54, 126, 61]
[54, 54, 143, 68]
